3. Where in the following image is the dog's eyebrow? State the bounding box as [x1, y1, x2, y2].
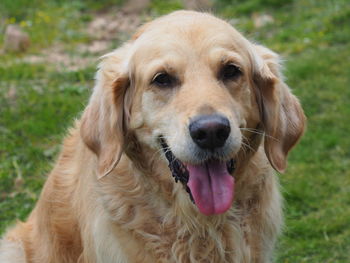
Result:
[220, 54, 244, 66]
[209, 49, 245, 68]
[146, 61, 180, 82]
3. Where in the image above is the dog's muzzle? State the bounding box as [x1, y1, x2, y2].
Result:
[159, 137, 236, 215]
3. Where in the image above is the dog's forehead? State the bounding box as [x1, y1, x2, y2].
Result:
[137, 11, 235, 36]
[130, 11, 249, 62]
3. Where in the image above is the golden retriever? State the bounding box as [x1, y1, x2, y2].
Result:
[0, 11, 306, 263]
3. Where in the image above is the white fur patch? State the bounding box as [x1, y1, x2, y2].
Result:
[93, 213, 128, 263]
[0, 238, 26, 263]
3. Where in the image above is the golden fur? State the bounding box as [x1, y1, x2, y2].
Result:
[0, 11, 305, 263]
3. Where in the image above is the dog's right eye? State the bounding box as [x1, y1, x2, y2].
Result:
[152, 72, 176, 88]
[219, 64, 242, 82]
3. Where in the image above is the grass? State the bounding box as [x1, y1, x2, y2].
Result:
[1, 0, 349, 262]
[0, 65, 92, 229]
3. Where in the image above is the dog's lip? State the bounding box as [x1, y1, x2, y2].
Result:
[159, 137, 190, 183]
[159, 137, 236, 173]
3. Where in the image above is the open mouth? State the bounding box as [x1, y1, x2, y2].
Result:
[160, 137, 236, 216]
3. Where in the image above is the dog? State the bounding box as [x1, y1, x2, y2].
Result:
[0, 11, 306, 263]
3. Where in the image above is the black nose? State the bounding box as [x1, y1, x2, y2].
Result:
[189, 114, 231, 150]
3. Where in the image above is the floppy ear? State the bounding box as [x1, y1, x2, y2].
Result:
[80, 45, 132, 179]
[252, 45, 306, 173]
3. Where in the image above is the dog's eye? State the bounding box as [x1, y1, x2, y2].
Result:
[220, 64, 242, 81]
[152, 72, 176, 88]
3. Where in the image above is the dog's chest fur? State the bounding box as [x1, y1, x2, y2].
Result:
[95, 150, 281, 263]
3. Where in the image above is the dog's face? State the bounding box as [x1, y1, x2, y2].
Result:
[81, 11, 306, 216]
[132, 19, 250, 162]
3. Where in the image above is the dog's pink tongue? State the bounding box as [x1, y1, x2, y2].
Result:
[187, 160, 234, 215]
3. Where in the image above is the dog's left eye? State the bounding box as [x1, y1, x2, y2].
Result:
[152, 72, 176, 88]
[220, 64, 242, 81]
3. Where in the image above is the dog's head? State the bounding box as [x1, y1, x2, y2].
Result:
[81, 11, 306, 216]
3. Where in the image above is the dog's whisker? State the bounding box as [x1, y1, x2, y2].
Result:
[242, 141, 255, 153]
[240, 134, 256, 154]
[240, 143, 248, 157]
[150, 147, 166, 162]
[240, 128, 279, 142]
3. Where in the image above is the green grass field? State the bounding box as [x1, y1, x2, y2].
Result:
[1, 0, 349, 262]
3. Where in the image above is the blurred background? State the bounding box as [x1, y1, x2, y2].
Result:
[0, 0, 349, 262]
